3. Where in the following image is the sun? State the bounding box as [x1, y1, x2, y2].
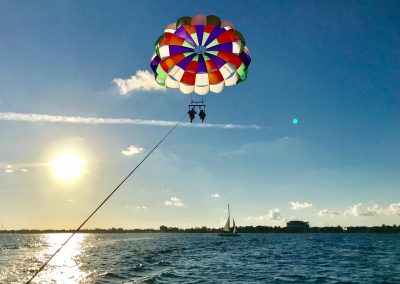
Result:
[52, 152, 83, 179]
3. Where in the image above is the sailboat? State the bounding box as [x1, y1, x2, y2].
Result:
[218, 204, 240, 237]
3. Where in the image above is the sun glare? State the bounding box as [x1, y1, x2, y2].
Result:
[52, 152, 83, 179]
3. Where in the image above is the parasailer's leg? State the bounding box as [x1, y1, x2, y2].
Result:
[188, 107, 196, 123]
[199, 110, 206, 122]
[188, 113, 195, 123]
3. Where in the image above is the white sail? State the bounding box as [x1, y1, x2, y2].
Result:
[218, 204, 239, 236]
[222, 204, 230, 232]
[223, 218, 230, 232]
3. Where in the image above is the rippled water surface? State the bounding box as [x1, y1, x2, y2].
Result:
[1, 233, 399, 283]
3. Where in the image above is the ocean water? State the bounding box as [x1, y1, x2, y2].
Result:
[0, 233, 399, 283]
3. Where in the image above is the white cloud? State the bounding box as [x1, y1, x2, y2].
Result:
[3, 165, 13, 173]
[318, 209, 341, 217]
[211, 193, 220, 198]
[387, 203, 400, 215]
[1, 163, 34, 174]
[135, 206, 147, 210]
[318, 202, 400, 218]
[125, 205, 148, 210]
[344, 203, 382, 217]
[247, 208, 282, 221]
[344, 203, 363, 217]
[290, 201, 313, 210]
[164, 196, 184, 207]
[266, 208, 282, 220]
[113, 70, 166, 95]
[121, 145, 144, 156]
[0, 112, 260, 130]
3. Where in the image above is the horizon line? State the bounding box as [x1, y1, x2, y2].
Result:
[1, 223, 398, 231]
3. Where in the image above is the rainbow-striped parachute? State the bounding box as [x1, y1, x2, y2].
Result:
[150, 15, 251, 95]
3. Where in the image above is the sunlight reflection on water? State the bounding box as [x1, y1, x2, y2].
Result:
[1, 233, 398, 283]
[32, 233, 89, 284]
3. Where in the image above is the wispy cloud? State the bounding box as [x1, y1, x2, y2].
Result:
[121, 145, 144, 156]
[0, 112, 260, 130]
[125, 205, 148, 210]
[290, 201, 313, 210]
[1, 164, 29, 174]
[318, 209, 341, 217]
[113, 70, 166, 95]
[223, 149, 247, 157]
[164, 197, 184, 207]
[247, 208, 282, 221]
[211, 193, 220, 198]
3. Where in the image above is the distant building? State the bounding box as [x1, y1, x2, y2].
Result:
[286, 220, 309, 232]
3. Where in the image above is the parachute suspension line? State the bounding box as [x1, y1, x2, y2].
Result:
[25, 112, 188, 284]
[190, 93, 203, 104]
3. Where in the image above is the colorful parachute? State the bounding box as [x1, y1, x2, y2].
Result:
[150, 15, 251, 95]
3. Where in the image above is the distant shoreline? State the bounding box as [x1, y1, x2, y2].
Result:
[1, 224, 399, 234]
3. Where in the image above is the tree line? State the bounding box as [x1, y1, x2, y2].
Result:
[0, 224, 399, 234]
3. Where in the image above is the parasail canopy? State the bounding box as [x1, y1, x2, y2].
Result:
[150, 14, 251, 95]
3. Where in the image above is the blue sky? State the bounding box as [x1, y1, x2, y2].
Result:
[0, 1, 399, 229]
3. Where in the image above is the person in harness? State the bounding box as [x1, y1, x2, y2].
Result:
[198, 109, 206, 122]
[188, 107, 197, 123]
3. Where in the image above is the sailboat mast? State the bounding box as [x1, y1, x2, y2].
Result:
[228, 204, 231, 231]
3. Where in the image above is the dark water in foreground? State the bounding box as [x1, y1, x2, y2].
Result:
[0, 233, 399, 283]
